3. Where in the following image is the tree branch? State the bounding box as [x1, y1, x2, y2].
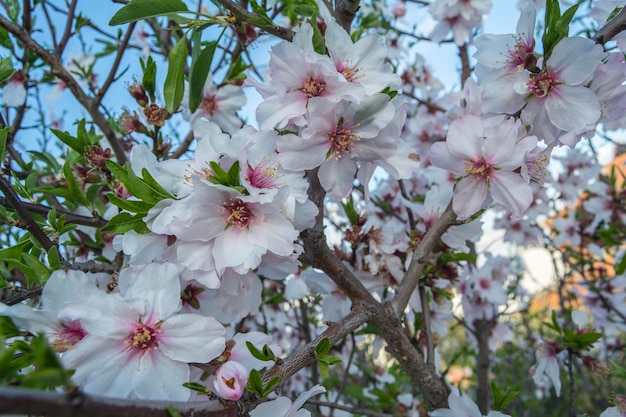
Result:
[94, 21, 136, 107]
[0, 14, 127, 164]
[0, 197, 108, 228]
[0, 175, 58, 255]
[214, 0, 294, 41]
[238, 308, 368, 414]
[394, 202, 457, 315]
[334, 0, 360, 33]
[593, 3, 626, 45]
[0, 386, 237, 417]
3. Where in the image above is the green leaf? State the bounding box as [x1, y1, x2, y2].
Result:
[109, 0, 189, 26]
[492, 383, 519, 411]
[51, 127, 85, 155]
[0, 317, 21, 339]
[107, 193, 152, 214]
[141, 57, 157, 103]
[165, 405, 183, 417]
[315, 338, 330, 355]
[21, 253, 50, 285]
[0, 126, 12, 163]
[341, 195, 359, 226]
[0, 58, 13, 84]
[246, 368, 264, 397]
[182, 381, 209, 394]
[261, 376, 281, 397]
[140, 168, 176, 200]
[164, 38, 188, 114]
[63, 161, 91, 207]
[47, 246, 62, 271]
[101, 212, 150, 234]
[189, 40, 219, 113]
[246, 341, 275, 362]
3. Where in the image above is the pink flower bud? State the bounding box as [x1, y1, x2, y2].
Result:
[212, 361, 249, 401]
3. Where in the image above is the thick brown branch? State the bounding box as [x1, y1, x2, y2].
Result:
[334, 0, 360, 33]
[593, 3, 626, 45]
[394, 202, 457, 315]
[0, 386, 237, 417]
[0, 14, 127, 164]
[369, 302, 450, 410]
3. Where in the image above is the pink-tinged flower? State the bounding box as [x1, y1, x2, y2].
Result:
[251, 23, 363, 130]
[429, 0, 492, 46]
[324, 19, 400, 95]
[429, 115, 535, 218]
[1, 270, 98, 352]
[212, 360, 249, 400]
[474, 0, 536, 73]
[184, 73, 246, 135]
[149, 179, 300, 275]
[61, 263, 226, 401]
[249, 384, 326, 417]
[278, 94, 397, 200]
[482, 37, 605, 145]
[530, 341, 562, 397]
[430, 391, 511, 417]
[2, 70, 27, 107]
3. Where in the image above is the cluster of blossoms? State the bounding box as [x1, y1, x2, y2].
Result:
[429, 0, 493, 45]
[249, 18, 419, 200]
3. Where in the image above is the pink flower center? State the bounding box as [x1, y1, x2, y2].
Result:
[337, 63, 359, 82]
[300, 75, 326, 98]
[52, 320, 87, 352]
[202, 95, 218, 115]
[328, 119, 359, 160]
[505, 35, 535, 71]
[224, 198, 255, 230]
[465, 158, 494, 182]
[125, 321, 161, 352]
[246, 160, 279, 189]
[528, 70, 558, 98]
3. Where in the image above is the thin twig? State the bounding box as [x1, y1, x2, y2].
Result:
[394, 202, 457, 316]
[94, 22, 136, 107]
[0, 14, 127, 164]
[0, 197, 108, 228]
[0, 175, 58, 255]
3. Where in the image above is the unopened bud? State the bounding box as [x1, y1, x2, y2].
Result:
[128, 82, 149, 107]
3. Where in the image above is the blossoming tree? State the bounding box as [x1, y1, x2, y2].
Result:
[0, 0, 625, 416]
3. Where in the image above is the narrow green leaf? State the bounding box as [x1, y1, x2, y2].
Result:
[315, 338, 330, 355]
[109, 0, 189, 26]
[50, 128, 84, 154]
[189, 41, 219, 112]
[21, 253, 51, 284]
[0, 58, 13, 84]
[165, 405, 183, 417]
[140, 168, 176, 200]
[107, 193, 152, 214]
[101, 212, 150, 234]
[182, 382, 209, 394]
[141, 57, 157, 103]
[0, 126, 12, 163]
[47, 246, 62, 271]
[63, 162, 91, 207]
[164, 39, 188, 113]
